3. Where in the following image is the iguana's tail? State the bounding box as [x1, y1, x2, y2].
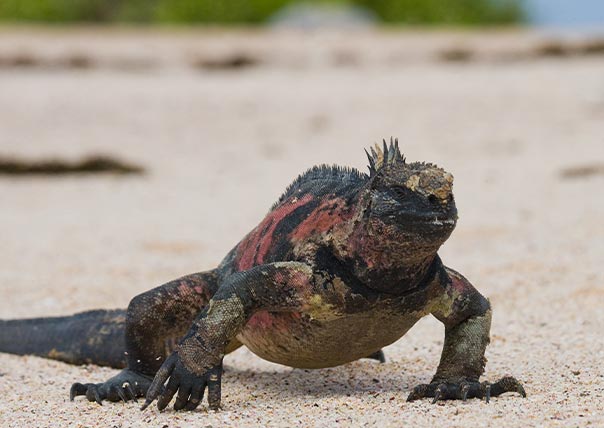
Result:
[0, 309, 127, 368]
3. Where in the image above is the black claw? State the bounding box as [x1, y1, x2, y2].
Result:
[432, 384, 446, 404]
[140, 399, 152, 411]
[185, 390, 202, 412]
[125, 383, 138, 402]
[69, 383, 86, 401]
[490, 376, 527, 399]
[459, 383, 470, 401]
[173, 398, 186, 411]
[484, 383, 491, 404]
[207, 384, 221, 410]
[94, 388, 103, 406]
[117, 386, 128, 403]
[518, 384, 527, 398]
[406, 384, 426, 402]
[85, 387, 95, 403]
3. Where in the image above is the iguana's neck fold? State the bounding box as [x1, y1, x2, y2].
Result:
[337, 194, 444, 294]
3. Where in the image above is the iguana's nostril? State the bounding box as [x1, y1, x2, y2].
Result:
[428, 194, 439, 205]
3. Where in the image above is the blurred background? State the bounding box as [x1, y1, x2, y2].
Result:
[0, 0, 603, 28]
[1, 1, 603, 426]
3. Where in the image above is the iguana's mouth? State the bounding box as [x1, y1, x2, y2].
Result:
[397, 211, 458, 234]
[400, 211, 457, 226]
[428, 217, 456, 226]
[381, 205, 458, 232]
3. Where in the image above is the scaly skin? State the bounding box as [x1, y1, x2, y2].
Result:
[0, 139, 525, 412]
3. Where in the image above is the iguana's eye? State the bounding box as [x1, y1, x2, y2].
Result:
[392, 186, 408, 199]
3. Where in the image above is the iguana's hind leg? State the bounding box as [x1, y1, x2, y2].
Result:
[70, 269, 241, 404]
[123, 270, 221, 376]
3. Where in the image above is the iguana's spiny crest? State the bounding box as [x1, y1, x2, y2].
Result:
[367, 138, 454, 209]
[365, 138, 406, 176]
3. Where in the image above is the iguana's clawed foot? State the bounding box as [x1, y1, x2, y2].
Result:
[406, 376, 526, 403]
[141, 353, 223, 412]
[70, 369, 153, 405]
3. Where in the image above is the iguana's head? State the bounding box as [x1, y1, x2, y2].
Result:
[364, 139, 458, 246]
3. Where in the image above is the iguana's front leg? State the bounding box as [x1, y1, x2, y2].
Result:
[142, 262, 327, 412]
[407, 266, 526, 403]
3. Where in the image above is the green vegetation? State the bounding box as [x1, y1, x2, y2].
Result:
[356, 0, 522, 25]
[0, 0, 523, 25]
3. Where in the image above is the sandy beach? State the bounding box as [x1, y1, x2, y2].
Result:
[0, 28, 603, 427]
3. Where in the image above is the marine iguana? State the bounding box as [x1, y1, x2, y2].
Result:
[0, 139, 525, 411]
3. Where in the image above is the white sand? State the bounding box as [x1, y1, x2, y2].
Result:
[0, 29, 603, 427]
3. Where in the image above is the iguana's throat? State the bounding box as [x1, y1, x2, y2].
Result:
[346, 215, 444, 294]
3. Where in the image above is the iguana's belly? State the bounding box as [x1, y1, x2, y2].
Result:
[237, 308, 423, 369]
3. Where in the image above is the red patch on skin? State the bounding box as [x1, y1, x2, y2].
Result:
[270, 268, 311, 290]
[176, 283, 206, 308]
[246, 310, 301, 333]
[290, 197, 352, 242]
[287, 270, 312, 292]
[244, 270, 309, 332]
[177, 282, 190, 296]
[246, 311, 274, 329]
[274, 271, 285, 283]
[237, 193, 313, 270]
[449, 272, 470, 293]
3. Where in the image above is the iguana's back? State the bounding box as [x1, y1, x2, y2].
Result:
[220, 165, 368, 275]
